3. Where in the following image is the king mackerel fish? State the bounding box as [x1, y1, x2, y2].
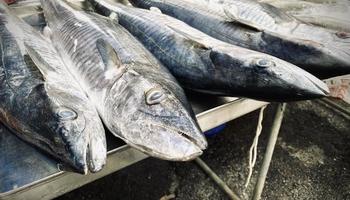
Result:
[0, 1, 106, 174]
[90, 0, 329, 101]
[130, 0, 350, 78]
[40, 0, 207, 161]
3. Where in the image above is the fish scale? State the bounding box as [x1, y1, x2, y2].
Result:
[58, 21, 115, 92]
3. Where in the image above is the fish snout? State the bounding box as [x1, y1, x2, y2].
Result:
[280, 61, 330, 99]
[56, 111, 106, 174]
[64, 131, 106, 174]
[121, 120, 205, 161]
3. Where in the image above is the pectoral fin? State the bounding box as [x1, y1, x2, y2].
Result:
[23, 42, 52, 81]
[96, 38, 122, 71]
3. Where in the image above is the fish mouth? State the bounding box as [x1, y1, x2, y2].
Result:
[66, 137, 106, 174]
[62, 121, 107, 174]
[307, 77, 329, 97]
[303, 71, 330, 97]
[155, 122, 207, 151]
[120, 122, 205, 161]
[285, 68, 329, 99]
[85, 134, 107, 173]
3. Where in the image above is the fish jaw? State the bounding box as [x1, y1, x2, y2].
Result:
[62, 123, 106, 174]
[210, 48, 329, 101]
[86, 122, 107, 173]
[103, 71, 207, 161]
[121, 121, 204, 161]
[73, 112, 107, 174]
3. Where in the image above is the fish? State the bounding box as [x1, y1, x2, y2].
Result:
[258, 0, 350, 33]
[89, 0, 329, 101]
[130, 0, 350, 79]
[0, 1, 106, 174]
[40, 0, 207, 161]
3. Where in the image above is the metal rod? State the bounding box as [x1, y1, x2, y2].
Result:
[318, 98, 350, 120]
[252, 103, 286, 200]
[195, 158, 241, 200]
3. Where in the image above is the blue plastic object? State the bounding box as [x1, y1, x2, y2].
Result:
[204, 124, 226, 137]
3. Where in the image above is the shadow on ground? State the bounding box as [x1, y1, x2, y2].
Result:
[57, 100, 350, 200]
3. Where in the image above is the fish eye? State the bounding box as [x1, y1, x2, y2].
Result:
[57, 107, 78, 120]
[254, 58, 275, 68]
[145, 88, 166, 105]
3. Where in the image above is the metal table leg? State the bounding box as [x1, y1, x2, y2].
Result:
[195, 158, 241, 200]
[252, 103, 286, 200]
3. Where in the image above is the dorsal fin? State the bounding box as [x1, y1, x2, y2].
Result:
[167, 25, 210, 50]
[109, 12, 119, 23]
[23, 42, 52, 81]
[96, 38, 122, 70]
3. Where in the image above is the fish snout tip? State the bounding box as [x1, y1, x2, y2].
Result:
[65, 134, 107, 174]
[86, 134, 107, 173]
[152, 126, 205, 161]
[305, 75, 330, 98]
[121, 121, 206, 161]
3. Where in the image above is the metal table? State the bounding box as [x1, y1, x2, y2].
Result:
[0, 95, 268, 200]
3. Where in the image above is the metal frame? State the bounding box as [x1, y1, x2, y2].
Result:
[252, 103, 286, 200]
[195, 103, 286, 200]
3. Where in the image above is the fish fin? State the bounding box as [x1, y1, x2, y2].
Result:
[108, 12, 119, 23]
[167, 26, 210, 50]
[185, 39, 210, 51]
[223, 2, 296, 31]
[223, 6, 264, 31]
[23, 42, 52, 81]
[43, 26, 52, 39]
[96, 38, 122, 70]
[149, 7, 162, 14]
[260, 3, 296, 23]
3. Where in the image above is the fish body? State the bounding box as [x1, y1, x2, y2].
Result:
[40, 0, 207, 161]
[90, 0, 328, 101]
[259, 0, 350, 32]
[130, 0, 350, 78]
[0, 2, 106, 174]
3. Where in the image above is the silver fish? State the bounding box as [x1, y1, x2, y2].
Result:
[0, 1, 106, 174]
[40, 0, 207, 161]
[258, 0, 350, 33]
[89, 0, 329, 101]
[130, 0, 350, 79]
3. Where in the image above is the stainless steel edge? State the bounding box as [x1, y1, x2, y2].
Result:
[197, 98, 268, 131]
[0, 146, 148, 200]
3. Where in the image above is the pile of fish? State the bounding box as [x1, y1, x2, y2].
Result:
[0, 0, 348, 174]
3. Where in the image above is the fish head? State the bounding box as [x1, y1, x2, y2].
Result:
[104, 69, 207, 161]
[28, 83, 106, 174]
[261, 28, 350, 78]
[210, 48, 329, 101]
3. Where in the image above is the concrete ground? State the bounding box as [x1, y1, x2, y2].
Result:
[57, 99, 350, 200]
